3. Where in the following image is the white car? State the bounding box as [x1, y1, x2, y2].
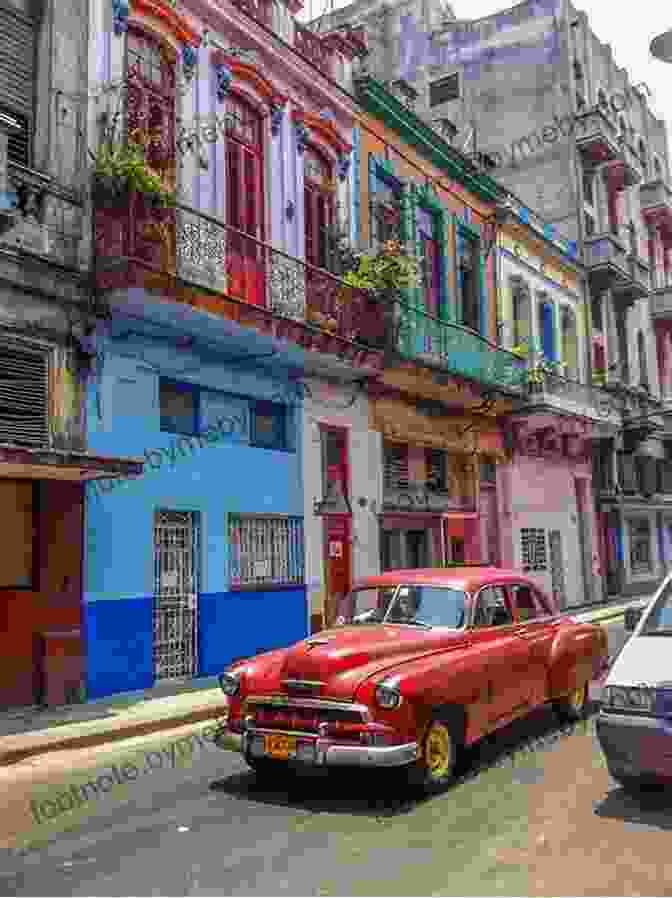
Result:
[596, 575, 672, 793]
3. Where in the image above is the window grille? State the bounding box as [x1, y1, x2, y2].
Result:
[229, 514, 304, 587]
[629, 518, 652, 574]
[426, 448, 448, 492]
[383, 442, 409, 490]
[521, 528, 547, 572]
[0, 337, 49, 445]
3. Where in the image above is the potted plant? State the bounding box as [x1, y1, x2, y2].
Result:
[93, 136, 176, 209]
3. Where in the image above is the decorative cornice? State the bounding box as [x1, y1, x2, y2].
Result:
[354, 75, 503, 205]
[210, 50, 288, 108]
[291, 109, 352, 156]
[131, 0, 201, 45]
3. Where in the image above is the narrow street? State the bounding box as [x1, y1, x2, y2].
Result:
[1, 616, 670, 897]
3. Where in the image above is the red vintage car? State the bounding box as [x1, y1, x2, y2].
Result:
[214, 567, 609, 791]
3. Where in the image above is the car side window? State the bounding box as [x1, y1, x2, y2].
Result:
[510, 584, 546, 621]
[473, 586, 513, 628]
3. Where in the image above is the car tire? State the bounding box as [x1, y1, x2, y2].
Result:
[405, 715, 461, 794]
[553, 681, 589, 722]
[244, 754, 288, 782]
[609, 769, 661, 796]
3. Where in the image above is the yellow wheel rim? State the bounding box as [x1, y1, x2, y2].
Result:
[425, 722, 452, 780]
[570, 684, 586, 710]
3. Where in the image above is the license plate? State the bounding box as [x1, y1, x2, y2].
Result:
[264, 734, 296, 759]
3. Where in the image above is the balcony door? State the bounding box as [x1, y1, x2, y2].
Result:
[224, 94, 265, 306]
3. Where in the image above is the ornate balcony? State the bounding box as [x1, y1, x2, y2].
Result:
[640, 178, 672, 237]
[583, 234, 636, 299]
[603, 141, 642, 191]
[574, 108, 621, 166]
[525, 370, 621, 425]
[612, 253, 650, 302]
[391, 302, 527, 394]
[94, 199, 387, 369]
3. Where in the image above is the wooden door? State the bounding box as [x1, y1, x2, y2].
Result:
[324, 516, 351, 628]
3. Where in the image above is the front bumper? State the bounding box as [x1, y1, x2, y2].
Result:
[596, 710, 672, 781]
[213, 723, 418, 769]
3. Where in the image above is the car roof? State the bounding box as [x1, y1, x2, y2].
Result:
[353, 567, 542, 595]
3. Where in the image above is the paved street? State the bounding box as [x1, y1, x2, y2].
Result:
[0, 616, 670, 897]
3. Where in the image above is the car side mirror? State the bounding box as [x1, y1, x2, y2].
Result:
[624, 606, 643, 632]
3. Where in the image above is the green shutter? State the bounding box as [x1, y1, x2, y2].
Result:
[478, 250, 486, 339]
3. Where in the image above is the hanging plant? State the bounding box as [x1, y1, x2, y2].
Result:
[342, 240, 421, 295]
[92, 127, 176, 208]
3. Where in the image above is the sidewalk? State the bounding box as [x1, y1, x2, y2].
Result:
[0, 593, 649, 769]
[0, 676, 228, 767]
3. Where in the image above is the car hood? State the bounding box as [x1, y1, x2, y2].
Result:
[607, 634, 672, 688]
[242, 625, 470, 701]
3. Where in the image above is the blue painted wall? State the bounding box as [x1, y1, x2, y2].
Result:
[84, 329, 306, 699]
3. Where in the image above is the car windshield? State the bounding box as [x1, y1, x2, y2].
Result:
[336, 585, 466, 629]
[640, 577, 672, 634]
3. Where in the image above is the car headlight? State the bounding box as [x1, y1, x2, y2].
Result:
[375, 679, 402, 709]
[603, 685, 653, 712]
[218, 671, 241, 697]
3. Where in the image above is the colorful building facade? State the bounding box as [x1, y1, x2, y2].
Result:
[350, 77, 525, 578]
[84, 0, 383, 695]
[497, 195, 620, 606]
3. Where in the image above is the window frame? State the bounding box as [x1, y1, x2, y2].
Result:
[369, 159, 403, 250]
[159, 378, 200, 437]
[228, 512, 304, 589]
[456, 224, 481, 333]
[471, 585, 513, 628]
[304, 142, 335, 272]
[223, 91, 265, 240]
[628, 515, 653, 576]
[158, 379, 293, 452]
[250, 399, 288, 452]
[509, 582, 552, 622]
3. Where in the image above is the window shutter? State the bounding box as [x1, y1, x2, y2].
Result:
[0, 338, 49, 445]
[383, 443, 408, 490]
[478, 246, 486, 338]
[454, 219, 464, 324]
[0, 5, 35, 164]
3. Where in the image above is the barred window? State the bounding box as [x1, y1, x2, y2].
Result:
[229, 514, 304, 587]
[521, 528, 547, 572]
[629, 517, 652, 575]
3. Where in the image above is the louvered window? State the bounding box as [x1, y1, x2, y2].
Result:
[426, 448, 448, 492]
[0, 4, 35, 167]
[0, 338, 49, 446]
[0, 107, 29, 167]
[383, 442, 409, 490]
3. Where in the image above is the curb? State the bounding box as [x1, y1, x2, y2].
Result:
[0, 703, 229, 768]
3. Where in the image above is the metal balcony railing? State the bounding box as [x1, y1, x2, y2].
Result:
[391, 301, 527, 393]
[526, 368, 620, 421]
[95, 199, 388, 350]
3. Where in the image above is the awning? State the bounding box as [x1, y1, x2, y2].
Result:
[0, 443, 144, 481]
